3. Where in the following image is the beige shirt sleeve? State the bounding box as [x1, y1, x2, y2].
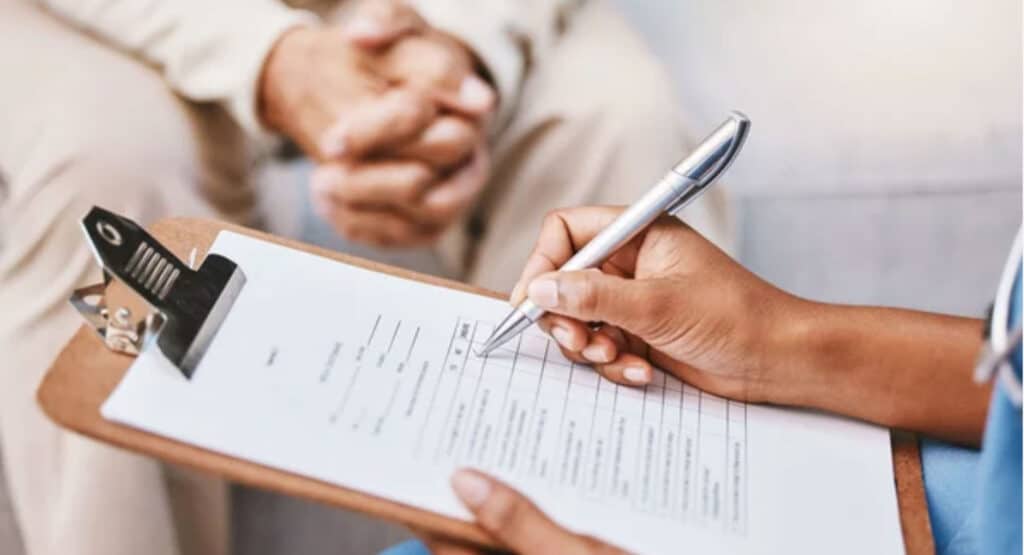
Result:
[34, 0, 318, 134]
[407, 0, 576, 126]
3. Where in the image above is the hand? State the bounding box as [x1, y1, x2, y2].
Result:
[314, 1, 494, 247]
[259, 25, 429, 160]
[263, 0, 496, 247]
[509, 206, 808, 403]
[259, 3, 494, 161]
[311, 145, 490, 247]
[418, 469, 626, 554]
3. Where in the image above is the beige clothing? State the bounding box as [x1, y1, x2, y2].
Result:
[0, 1, 729, 554]
[32, 0, 579, 134]
[0, 1, 246, 553]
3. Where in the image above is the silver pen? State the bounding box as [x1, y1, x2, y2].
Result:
[476, 111, 751, 357]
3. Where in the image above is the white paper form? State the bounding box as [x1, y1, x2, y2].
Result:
[102, 231, 905, 555]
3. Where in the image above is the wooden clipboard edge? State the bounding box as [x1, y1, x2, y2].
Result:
[892, 432, 935, 554]
[36, 216, 933, 554]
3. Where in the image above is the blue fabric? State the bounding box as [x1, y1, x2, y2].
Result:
[978, 268, 1022, 555]
[921, 439, 982, 554]
[923, 265, 1022, 555]
[378, 540, 430, 555]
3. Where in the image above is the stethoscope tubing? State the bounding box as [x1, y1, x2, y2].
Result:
[975, 227, 1023, 406]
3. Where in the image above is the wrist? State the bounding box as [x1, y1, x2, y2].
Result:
[258, 26, 316, 133]
[759, 296, 845, 409]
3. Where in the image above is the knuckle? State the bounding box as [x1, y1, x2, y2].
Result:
[541, 209, 566, 232]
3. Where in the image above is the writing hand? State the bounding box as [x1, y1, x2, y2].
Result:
[509, 206, 805, 402]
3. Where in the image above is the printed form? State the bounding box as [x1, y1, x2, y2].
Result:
[103, 231, 905, 555]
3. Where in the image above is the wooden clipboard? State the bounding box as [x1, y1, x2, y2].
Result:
[37, 217, 935, 554]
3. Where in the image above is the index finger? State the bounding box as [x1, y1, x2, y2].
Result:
[510, 206, 640, 303]
[393, 115, 480, 169]
[320, 88, 436, 159]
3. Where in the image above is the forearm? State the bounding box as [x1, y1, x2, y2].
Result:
[779, 301, 990, 446]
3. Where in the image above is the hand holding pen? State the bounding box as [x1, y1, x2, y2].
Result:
[477, 113, 751, 360]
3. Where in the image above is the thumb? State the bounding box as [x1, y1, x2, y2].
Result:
[526, 270, 661, 337]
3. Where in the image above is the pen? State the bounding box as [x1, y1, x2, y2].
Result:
[475, 111, 751, 357]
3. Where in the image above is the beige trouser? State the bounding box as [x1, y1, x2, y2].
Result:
[0, 1, 730, 554]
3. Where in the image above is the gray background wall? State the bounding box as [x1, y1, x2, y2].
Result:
[619, 0, 1022, 317]
[1, 1, 1020, 553]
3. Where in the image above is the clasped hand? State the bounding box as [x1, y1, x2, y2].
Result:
[260, 0, 496, 247]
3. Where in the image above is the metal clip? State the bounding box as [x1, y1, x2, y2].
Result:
[69, 206, 246, 378]
[70, 282, 150, 356]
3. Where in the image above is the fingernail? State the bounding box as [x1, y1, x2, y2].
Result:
[527, 278, 558, 309]
[551, 326, 573, 349]
[344, 17, 385, 40]
[459, 75, 495, 111]
[425, 118, 464, 143]
[423, 182, 461, 207]
[623, 366, 651, 385]
[451, 470, 491, 509]
[582, 344, 611, 363]
[319, 124, 347, 158]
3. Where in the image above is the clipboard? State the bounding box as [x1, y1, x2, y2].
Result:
[36, 209, 935, 554]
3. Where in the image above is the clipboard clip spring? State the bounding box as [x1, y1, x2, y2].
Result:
[69, 207, 246, 378]
[70, 283, 154, 356]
